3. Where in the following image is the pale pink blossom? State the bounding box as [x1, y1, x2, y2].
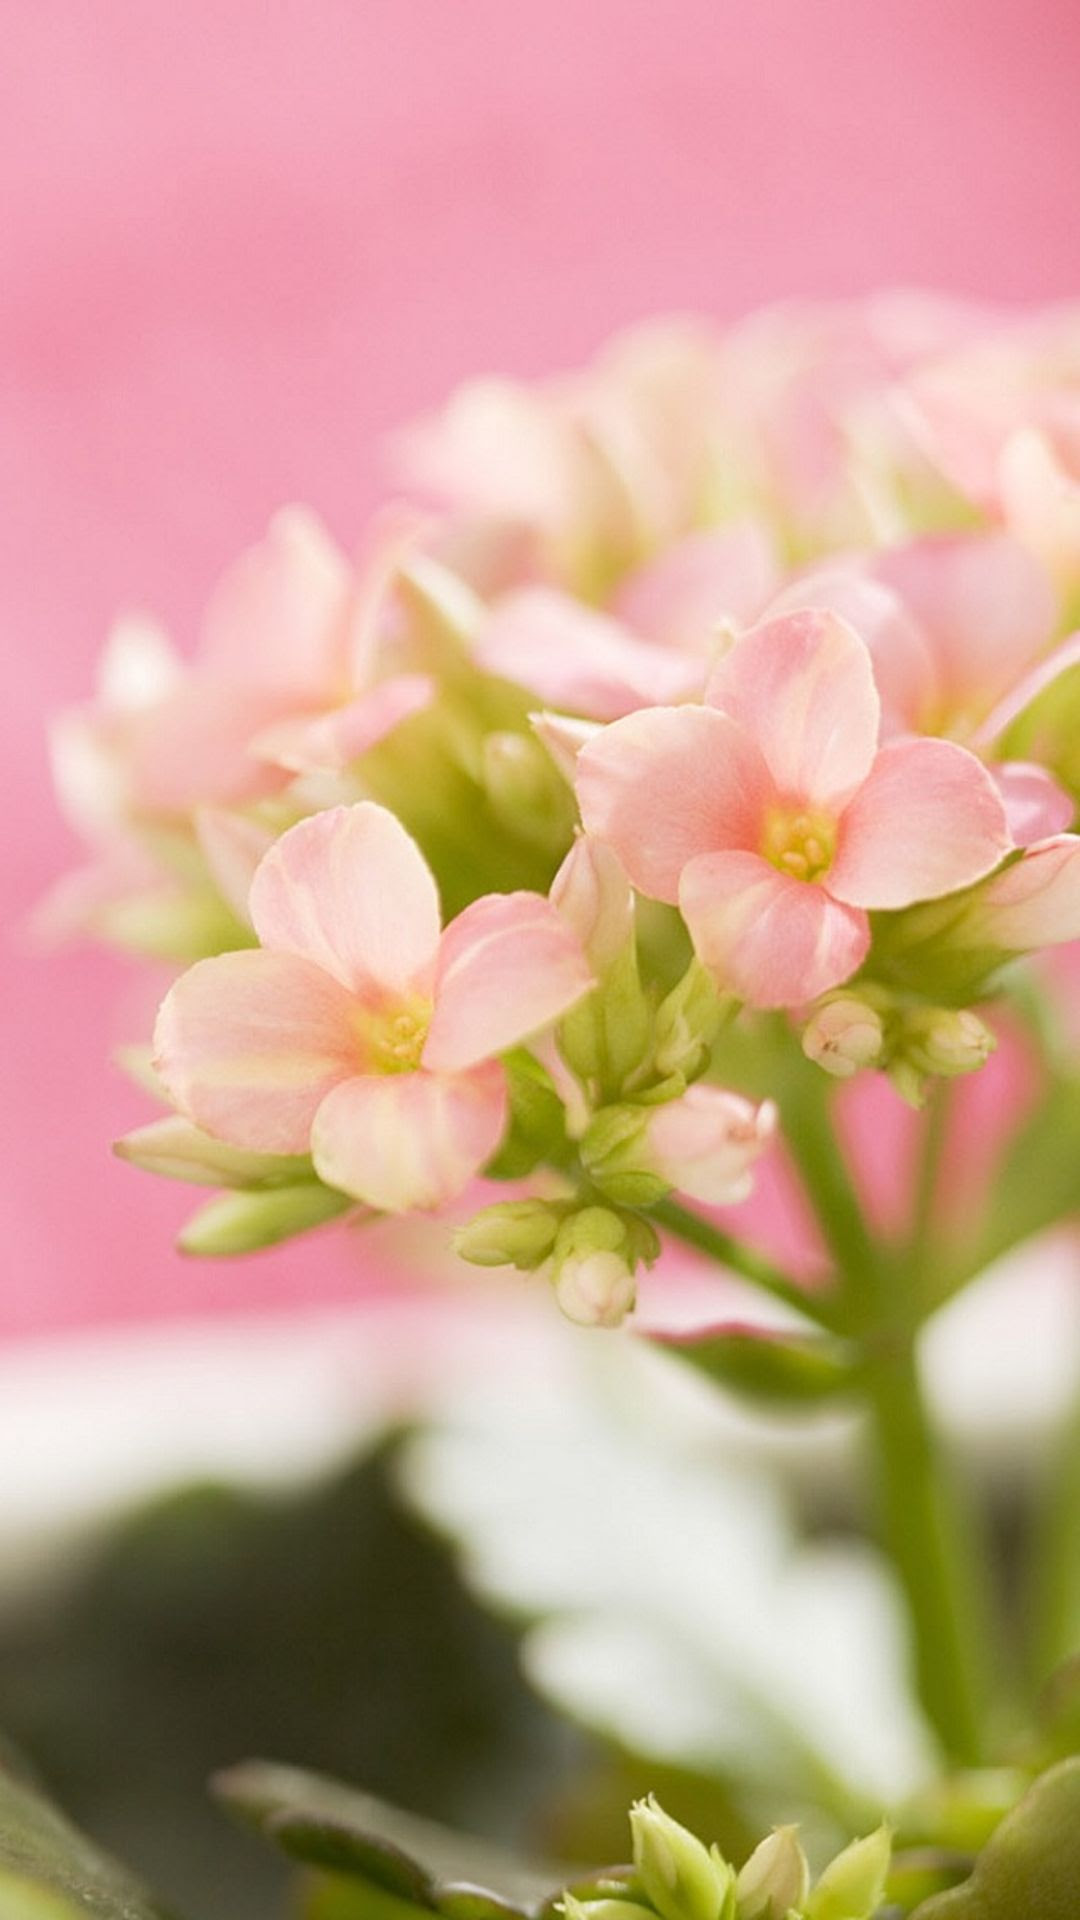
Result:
[154, 803, 593, 1212]
[644, 1088, 776, 1206]
[474, 520, 778, 721]
[766, 532, 1077, 844]
[577, 609, 1011, 1008]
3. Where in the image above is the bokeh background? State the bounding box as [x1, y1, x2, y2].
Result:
[5, 0, 1080, 1338]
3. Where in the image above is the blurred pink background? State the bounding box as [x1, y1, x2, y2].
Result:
[4, 0, 1080, 1338]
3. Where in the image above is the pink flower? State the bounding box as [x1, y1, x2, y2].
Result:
[577, 609, 1012, 1008]
[154, 803, 593, 1212]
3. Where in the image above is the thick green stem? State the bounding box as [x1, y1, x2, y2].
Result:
[863, 1335, 990, 1766]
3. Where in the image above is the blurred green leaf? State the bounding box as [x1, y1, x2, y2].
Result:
[214, 1761, 568, 1916]
[654, 1326, 859, 1406]
[0, 1745, 181, 1919]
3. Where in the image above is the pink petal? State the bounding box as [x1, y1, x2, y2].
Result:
[576, 704, 771, 902]
[195, 808, 276, 926]
[154, 949, 357, 1154]
[992, 762, 1075, 847]
[200, 507, 351, 693]
[130, 679, 291, 811]
[477, 587, 699, 719]
[765, 566, 939, 734]
[613, 521, 779, 652]
[828, 738, 1011, 909]
[969, 834, 1080, 949]
[423, 892, 593, 1072]
[680, 851, 869, 1008]
[974, 629, 1080, 748]
[249, 803, 441, 996]
[252, 674, 432, 774]
[310, 1063, 508, 1210]
[707, 609, 880, 810]
[872, 533, 1057, 719]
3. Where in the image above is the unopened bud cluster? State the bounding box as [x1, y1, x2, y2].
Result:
[559, 1798, 891, 1920]
[801, 988, 996, 1106]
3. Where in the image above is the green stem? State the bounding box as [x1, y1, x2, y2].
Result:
[653, 1198, 843, 1332]
[862, 1334, 990, 1765]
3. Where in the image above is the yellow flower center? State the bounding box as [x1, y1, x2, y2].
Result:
[353, 997, 431, 1073]
[761, 807, 836, 883]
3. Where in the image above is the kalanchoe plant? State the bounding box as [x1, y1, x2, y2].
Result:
[40, 294, 1080, 1904]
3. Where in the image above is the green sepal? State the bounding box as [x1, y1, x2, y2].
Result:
[485, 1052, 570, 1179]
[911, 1759, 1080, 1918]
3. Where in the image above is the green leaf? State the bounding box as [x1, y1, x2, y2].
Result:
[485, 1053, 570, 1180]
[912, 1759, 1080, 1918]
[213, 1761, 566, 1917]
[0, 1745, 181, 1918]
[654, 1325, 859, 1406]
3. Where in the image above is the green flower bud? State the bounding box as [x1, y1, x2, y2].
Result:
[801, 996, 886, 1079]
[453, 1200, 562, 1271]
[736, 1826, 810, 1919]
[561, 1898, 659, 1920]
[630, 1797, 735, 1920]
[653, 961, 734, 1083]
[481, 730, 570, 849]
[580, 1105, 670, 1208]
[178, 1184, 353, 1256]
[902, 1008, 996, 1080]
[805, 1826, 891, 1920]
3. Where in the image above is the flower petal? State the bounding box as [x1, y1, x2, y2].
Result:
[992, 762, 1075, 847]
[423, 892, 593, 1072]
[154, 949, 357, 1154]
[680, 851, 869, 1008]
[828, 738, 1011, 909]
[968, 834, 1080, 949]
[765, 567, 939, 734]
[195, 807, 276, 926]
[873, 532, 1057, 720]
[310, 1064, 507, 1210]
[477, 587, 699, 719]
[250, 802, 441, 996]
[707, 608, 880, 810]
[576, 705, 771, 902]
[200, 506, 350, 692]
[252, 674, 432, 774]
[614, 520, 779, 652]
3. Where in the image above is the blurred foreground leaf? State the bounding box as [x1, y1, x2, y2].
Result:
[0, 1744, 180, 1919]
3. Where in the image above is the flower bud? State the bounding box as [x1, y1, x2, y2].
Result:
[802, 996, 886, 1079]
[735, 1826, 810, 1920]
[552, 834, 635, 973]
[480, 730, 573, 851]
[630, 1798, 735, 1920]
[177, 1184, 353, 1256]
[555, 1251, 637, 1328]
[453, 1200, 562, 1271]
[530, 710, 602, 783]
[580, 1105, 668, 1207]
[644, 1088, 776, 1207]
[653, 960, 734, 1083]
[561, 1899, 658, 1920]
[805, 1826, 891, 1920]
[961, 835, 1080, 952]
[550, 1207, 657, 1328]
[902, 1007, 996, 1080]
[115, 1115, 311, 1190]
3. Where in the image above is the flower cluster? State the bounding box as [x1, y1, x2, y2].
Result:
[562, 1796, 891, 1920]
[51, 295, 1080, 1325]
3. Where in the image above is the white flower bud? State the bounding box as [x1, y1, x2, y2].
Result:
[802, 997, 885, 1079]
[962, 835, 1080, 952]
[554, 1251, 637, 1328]
[736, 1827, 810, 1920]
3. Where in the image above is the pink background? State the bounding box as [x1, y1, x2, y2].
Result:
[4, 0, 1079, 1338]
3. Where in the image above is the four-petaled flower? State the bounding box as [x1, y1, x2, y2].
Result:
[154, 803, 593, 1212]
[576, 608, 1013, 1007]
